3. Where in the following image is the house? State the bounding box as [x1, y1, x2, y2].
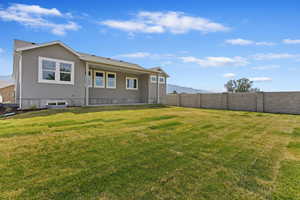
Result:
[12, 40, 169, 109]
[0, 81, 15, 103]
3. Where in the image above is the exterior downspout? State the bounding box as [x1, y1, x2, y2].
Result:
[85, 62, 89, 106]
[19, 53, 22, 109]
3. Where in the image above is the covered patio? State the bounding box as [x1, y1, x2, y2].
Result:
[84, 61, 161, 105]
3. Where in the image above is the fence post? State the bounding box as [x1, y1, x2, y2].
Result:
[256, 92, 264, 112]
[198, 93, 202, 108]
[176, 94, 181, 107]
[223, 92, 229, 110]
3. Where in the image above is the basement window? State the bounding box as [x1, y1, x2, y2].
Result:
[46, 100, 67, 106]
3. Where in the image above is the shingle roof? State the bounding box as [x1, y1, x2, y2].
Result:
[149, 67, 170, 77]
[77, 52, 145, 70]
[0, 80, 14, 89]
[16, 40, 168, 75]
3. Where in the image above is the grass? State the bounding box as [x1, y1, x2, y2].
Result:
[0, 105, 300, 200]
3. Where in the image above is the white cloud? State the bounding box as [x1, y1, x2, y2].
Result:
[252, 53, 300, 60]
[225, 38, 253, 45]
[255, 41, 275, 46]
[282, 39, 300, 44]
[225, 38, 275, 46]
[8, 4, 62, 16]
[180, 56, 248, 67]
[0, 48, 4, 54]
[250, 77, 272, 82]
[0, 3, 79, 35]
[117, 52, 151, 58]
[223, 73, 236, 78]
[252, 65, 280, 70]
[101, 11, 229, 34]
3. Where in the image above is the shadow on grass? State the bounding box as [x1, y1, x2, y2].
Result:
[12, 104, 168, 119]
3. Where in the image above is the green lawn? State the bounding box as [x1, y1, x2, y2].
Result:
[1, 105, 300, 200]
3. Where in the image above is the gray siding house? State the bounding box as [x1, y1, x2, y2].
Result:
[12, 40, 168, 109]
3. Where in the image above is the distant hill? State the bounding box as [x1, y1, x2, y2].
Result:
[0, 75, 12, 81]
[0, 75, 13, 88]
[167, 84, 211, 94]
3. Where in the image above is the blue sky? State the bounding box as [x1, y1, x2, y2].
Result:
[0, 0, 300, 91]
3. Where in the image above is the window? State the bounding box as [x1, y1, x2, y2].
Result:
[150, 75, 157, 83]
[46, 100, 67, 106]
[94, 70, 105, 88]
[39, 57, 74, 84]
[60, 63, 72, 82]
[47, 102, 57, 106]
[57, 101, 67, 105]
[159, 76, 165, 84]
[42, 60, 56, 80]
[126, 77, 138, 90]
[106, 72, 116, 88]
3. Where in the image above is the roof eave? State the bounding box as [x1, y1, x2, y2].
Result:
[83, 59, 155, 74]
[16, 41, 81, 57]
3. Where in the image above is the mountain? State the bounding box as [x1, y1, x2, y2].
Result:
[167, 84, 211, 94]
[0, 75, 13, 88]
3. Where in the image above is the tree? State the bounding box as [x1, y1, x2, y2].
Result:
[224, 78, 260, 93]
[224, 80, 235, 93]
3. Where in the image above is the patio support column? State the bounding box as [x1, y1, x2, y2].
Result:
[85, 62, 89, 106]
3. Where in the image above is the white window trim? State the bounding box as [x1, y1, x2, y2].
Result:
[94, 70, 105, 88]
[38, 57, 74, 85]
[159, 76, 165, 84]
[126, 77, 138, 90]
[106, 72, 117, 89]
[46, 100, 68, 106]
[150, 75, 157, 83]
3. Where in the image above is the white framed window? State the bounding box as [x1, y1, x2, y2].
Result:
[38, 57, 74, 84]
[159, 76, 165, 84]
[126, 77, 138, 90]
[46, 100, 68, 106]
[150, 75, 157, 83]
[94, 70, 105, 88]
[106, 72, 116, 88]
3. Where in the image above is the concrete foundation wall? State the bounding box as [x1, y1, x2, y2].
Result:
[18, 98, 85, 109]
[162, 92, 300, 115]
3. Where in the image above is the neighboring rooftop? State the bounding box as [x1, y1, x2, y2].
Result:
[0, 75, 14, 88]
